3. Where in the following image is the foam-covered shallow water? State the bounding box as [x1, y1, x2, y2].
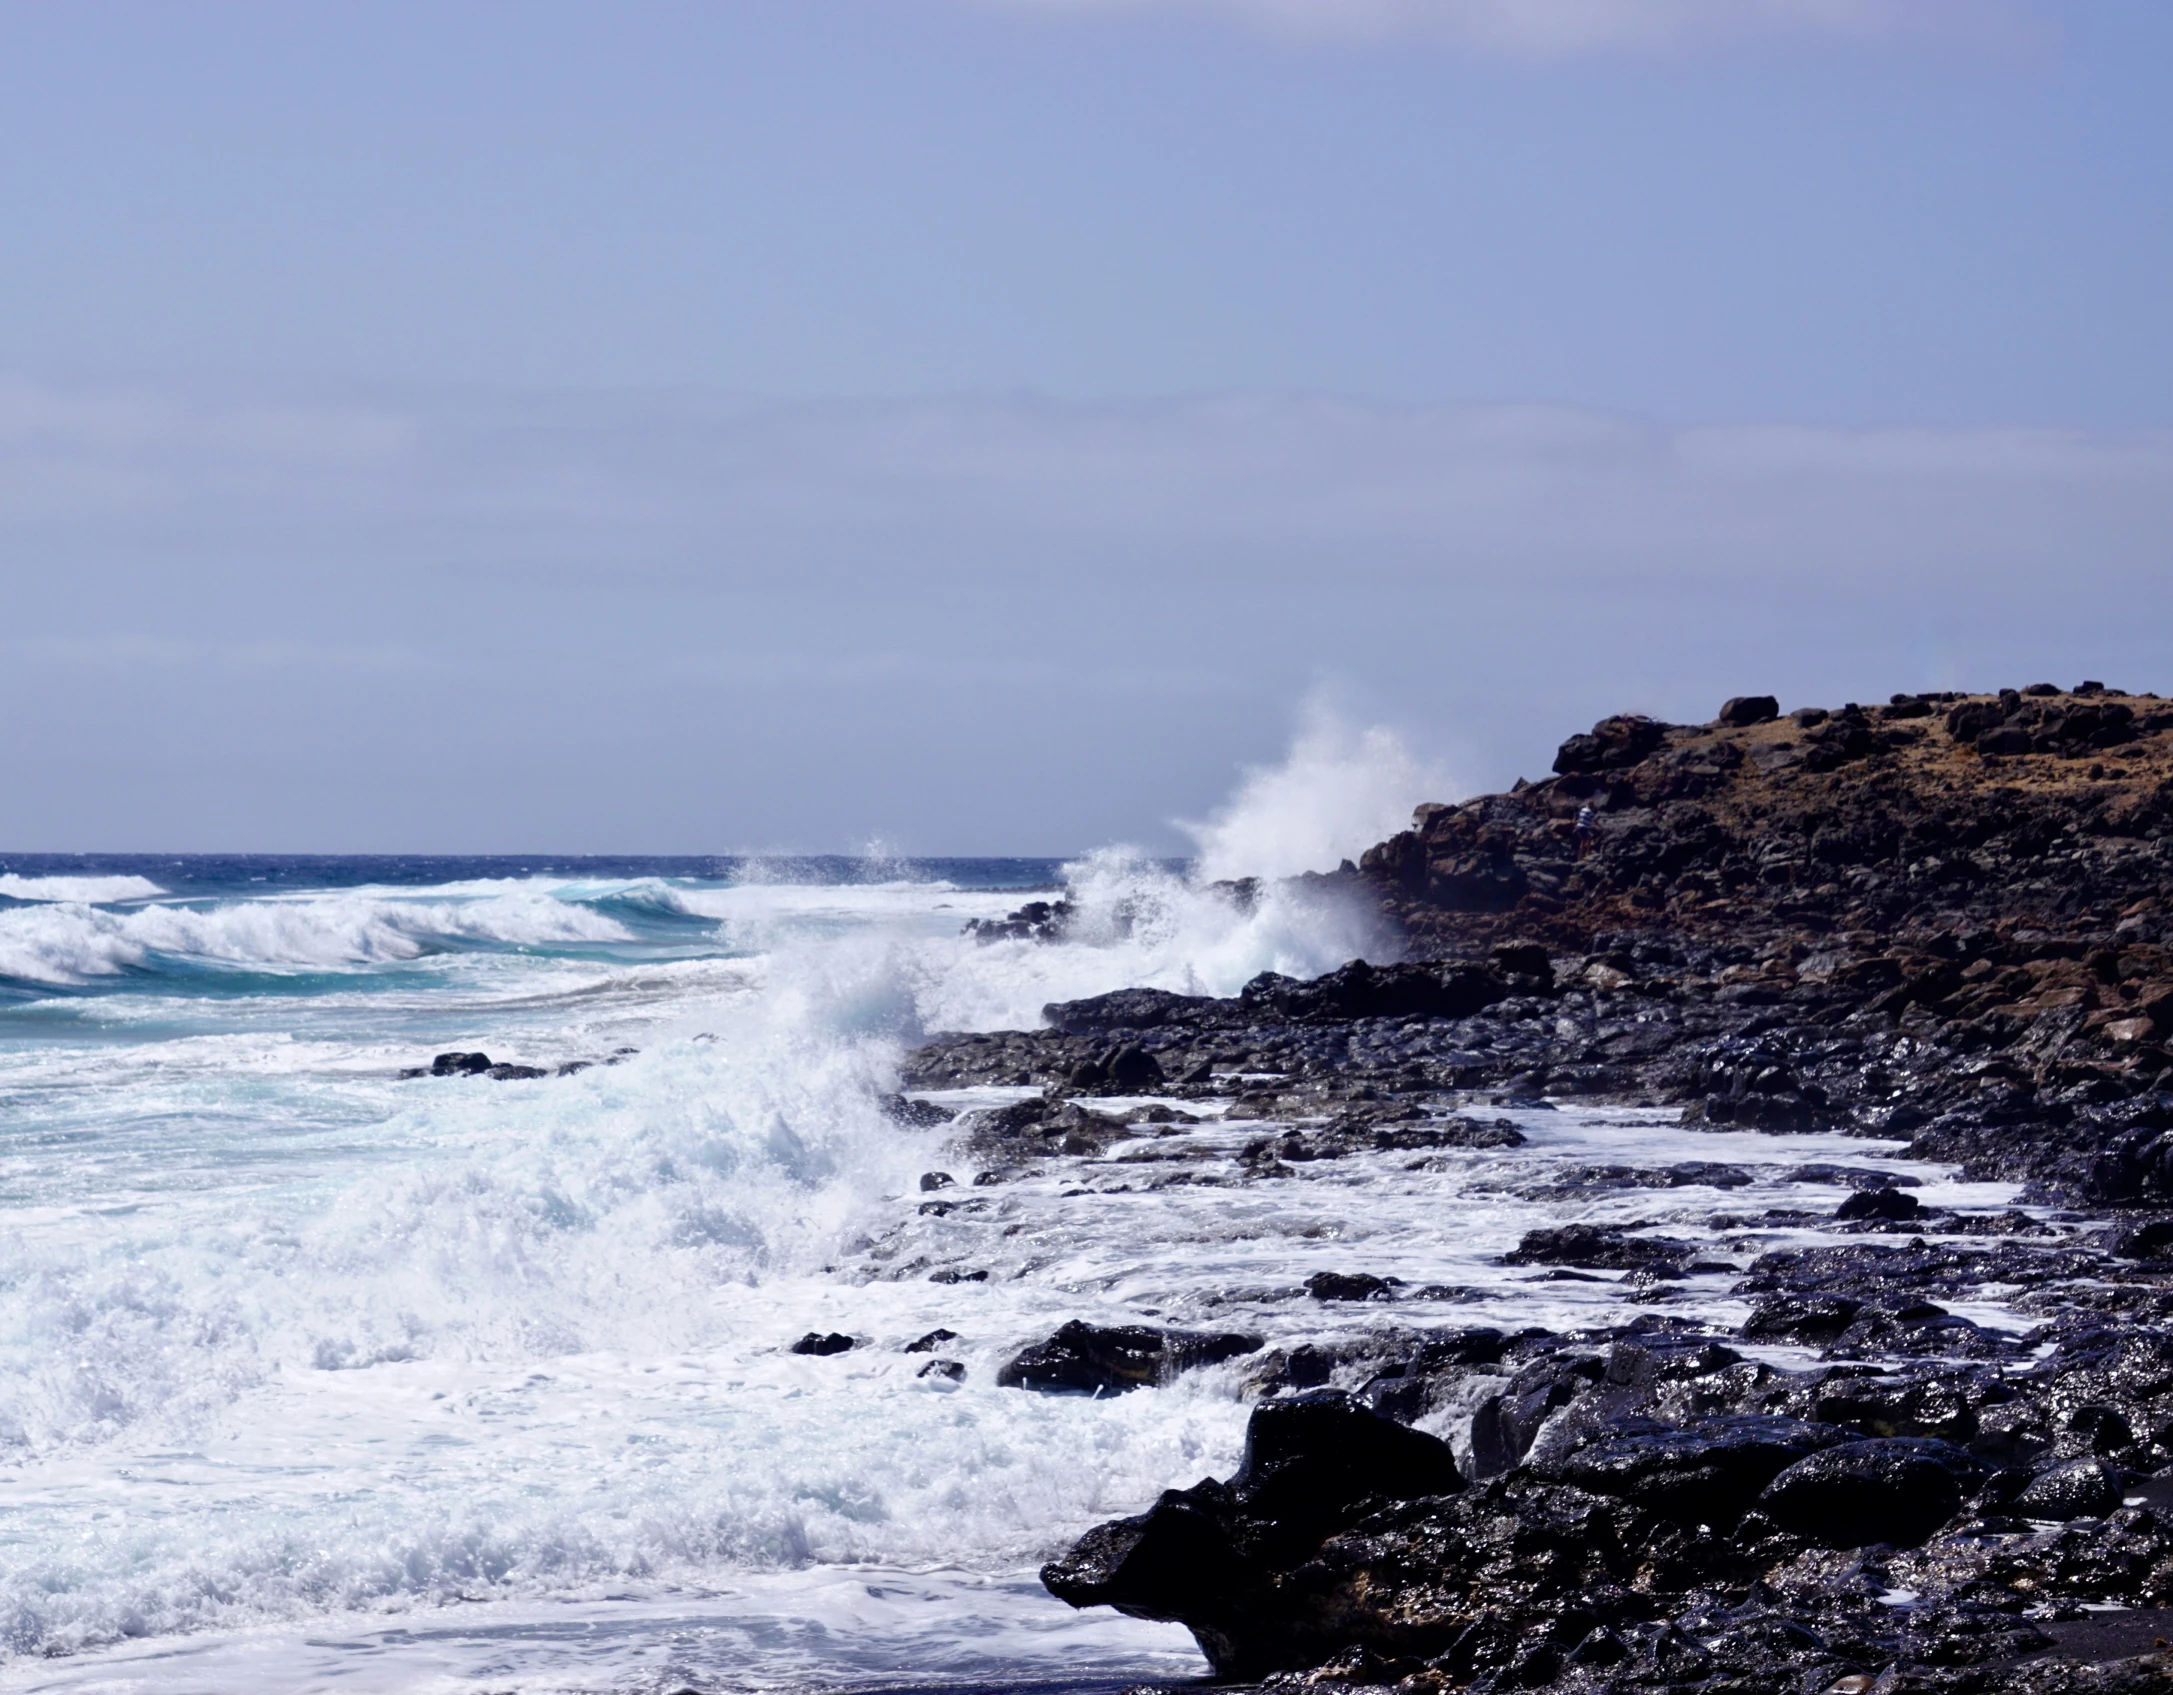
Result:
[0, 853, 2044, 1693]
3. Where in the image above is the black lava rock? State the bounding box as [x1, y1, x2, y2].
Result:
[1504, 1224, 1696, 1274]
[996, 1319, 1261, 1394]
[1305, 1271, 1397, 1302]
[1836, 1186, 1924, 1222]
[2017, 1456, 2127, 1521]
[1757, 1437, 1988, 1547]
[1536, 1414, 1851, 1526]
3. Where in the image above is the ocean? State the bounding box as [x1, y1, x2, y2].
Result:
[0, 852, 2027, 1693]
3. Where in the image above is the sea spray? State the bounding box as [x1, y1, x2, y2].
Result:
[0, 718, 1470, 1679]
[1181, 701, 1452, 885]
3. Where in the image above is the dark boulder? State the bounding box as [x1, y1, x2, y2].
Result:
[1757, 1437, 1988, 1547]
[1102, 1044, 1166, 1091]
[431, 1051, 492, 1075]
[1305, 1271, 1396, 1302]
[904, 1328, 958, 1353]
[1469, 1353, 1605, 1475]
[1040, 1392, 1462, 1677]
[1740, 1295, 1865, 1343]
[485, 1062, 547, 1080]
[996, 1319, 1261, 1394]
[2112, 1217, 2173, 1260]
[1553, 714, 1669, 775]
[965, 898, 1075, 944]
[1535, 1414, 1851, 1526]
[1229, 1389, 1464, 1552]
[790, 1332, 855, 1356]
[1503, 1224, 1696, 1274]
[1718, 695, 1780, 727]
[1836, 1187, 1924, 1222]
[1040, 1480, 1257, 1669]
[2017, 1456, 2126, 1521]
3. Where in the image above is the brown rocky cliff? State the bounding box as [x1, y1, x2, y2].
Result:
[1364, 683, 2173, 963]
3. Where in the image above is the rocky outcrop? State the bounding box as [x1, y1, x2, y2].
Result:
[1362, 684, 2173, 968]
[1043, 1310, 2173, 1690]
[972, 684, 2173, 1691]
[908, 685, 2173, 1202]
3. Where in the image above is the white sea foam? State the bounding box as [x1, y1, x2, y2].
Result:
[0, 874, 167, 905]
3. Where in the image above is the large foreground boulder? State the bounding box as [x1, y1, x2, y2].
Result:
[1042, 1391, 1463, 1675]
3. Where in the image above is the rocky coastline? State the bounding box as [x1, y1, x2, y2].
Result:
[905, 685, 2173, 1693]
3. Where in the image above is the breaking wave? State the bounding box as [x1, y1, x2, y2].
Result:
[0, 873, 168, 904]
[0, 892, 635, 987]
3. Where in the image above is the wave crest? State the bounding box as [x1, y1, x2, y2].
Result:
[0, 893, 636, 986]
[0, 874, 167, 905]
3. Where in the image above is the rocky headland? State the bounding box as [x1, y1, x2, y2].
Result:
[903, 683, 2173, 1693]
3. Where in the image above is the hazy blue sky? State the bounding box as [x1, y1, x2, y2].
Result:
[4, 0, 2171, 852]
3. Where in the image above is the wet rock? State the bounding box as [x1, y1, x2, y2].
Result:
[903, 1328, 958, 1353]
[1533, 1413, 1852, 1525]
[430, 1051, 492, 1075]
[965, 898, 1074, 944]
[1239, 958, 1515, 1023]
[996, 1319, 1261, 1394]
[790, 1332, 855, 1356]
[484, 1062, 547, 1080]
[1305, 1271, 1397, 1302]
[1042, 987, 1219, 1034]
[882, 1093, 955, 1127]
[917, 1358, 966, 1382]
[1837, 1187, 1925, 1222]
[1102, 1044, 1166, 1091]
[1504, 1224, 1697, 1274]
[1741, 1295, 1868, 1343]
[2018, 1455, 2128, 1521]
[2113, 1218, 2173, 1260]
[1758, 1437, 1988, 1547]
[1232, 1389, 1464, 1541]
[1040, 1391, 1462, 1676]
[918, 1171, 956, 1191]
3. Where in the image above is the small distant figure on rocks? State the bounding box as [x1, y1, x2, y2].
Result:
[1573, 804, 1597, 859]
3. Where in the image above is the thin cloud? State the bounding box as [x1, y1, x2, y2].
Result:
[976, 0, 2035, 54]
[4, 374, 2169, 850]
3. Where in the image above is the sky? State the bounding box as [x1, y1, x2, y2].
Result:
[3, 0, 2171, 854]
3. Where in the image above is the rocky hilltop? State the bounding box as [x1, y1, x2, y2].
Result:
[1363, 684, 2173, 963]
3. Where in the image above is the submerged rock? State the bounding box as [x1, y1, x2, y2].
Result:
[995, 1319, 1261, 1394]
